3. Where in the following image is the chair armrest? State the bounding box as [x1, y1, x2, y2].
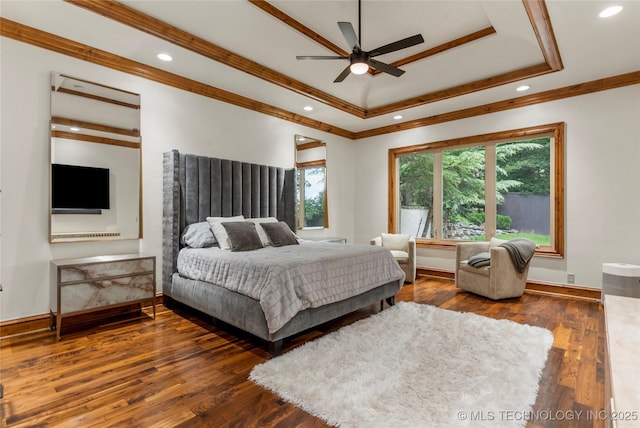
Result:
[370, 237, 382, 246]
[490, 246, 528, 274]
[407, 236, 416, 268]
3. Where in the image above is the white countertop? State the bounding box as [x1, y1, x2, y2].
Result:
[604, 295, 640, 427]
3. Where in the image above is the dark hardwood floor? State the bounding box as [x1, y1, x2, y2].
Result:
[0, 277, 604, 427]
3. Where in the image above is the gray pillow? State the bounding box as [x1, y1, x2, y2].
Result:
[221, 221, 264, 251]
[467, 251, 491, 268]
[180, 222, 217, 248]
[261, 222, 299, 247]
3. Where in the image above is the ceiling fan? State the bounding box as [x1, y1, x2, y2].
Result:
[296, 0, 425, 82]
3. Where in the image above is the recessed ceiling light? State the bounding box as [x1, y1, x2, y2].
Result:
[599, 5, 622, 18]
[393, 115, 403, 120]
[157, 53, 173, 62]
[303, 106, 313, 111]
[69, 127, 80, 132]
[516, 85, 531, 92]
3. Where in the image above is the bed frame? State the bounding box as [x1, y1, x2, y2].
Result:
[162, 150, 400, 355]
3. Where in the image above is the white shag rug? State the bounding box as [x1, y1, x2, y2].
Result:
[249, 301, 553, 428]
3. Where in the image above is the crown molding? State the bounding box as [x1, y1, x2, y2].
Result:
[0, 17, 355, 139]
[66, 0, 560, 118]
[2, 15, 638, 140]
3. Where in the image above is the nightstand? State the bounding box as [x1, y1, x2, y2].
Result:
[50, 253, 156, 340]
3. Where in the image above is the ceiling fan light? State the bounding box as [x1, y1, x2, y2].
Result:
[350, 62, 369, 75]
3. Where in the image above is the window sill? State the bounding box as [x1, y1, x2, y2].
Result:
[414, 239, 564, 259]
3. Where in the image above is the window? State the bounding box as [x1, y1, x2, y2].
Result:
[390, 123, 564, 257]
[295, 135, 328, 229]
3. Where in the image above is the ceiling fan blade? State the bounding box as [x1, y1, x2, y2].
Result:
[368, 58, 405, 77]
[334, 65, 352, 83]
[369, 34, 424, 57]
[337, 22, 360, 51]
[296, 55, 347, 60]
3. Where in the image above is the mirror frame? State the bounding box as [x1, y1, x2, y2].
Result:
[295, 134, 328, 230]
[49, 72, 142, 243]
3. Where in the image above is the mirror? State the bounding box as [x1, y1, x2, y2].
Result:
[295, 134, 327, 229]
[49, 72, 142, 243]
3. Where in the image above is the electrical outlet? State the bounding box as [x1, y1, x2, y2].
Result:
[567, 273, 575, 284]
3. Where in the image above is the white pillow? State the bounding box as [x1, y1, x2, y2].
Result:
[246, 217, 279, 246]
[206, 215, 245, 250]
[381, 233, 410, 251]
[489, 237, 507, 248]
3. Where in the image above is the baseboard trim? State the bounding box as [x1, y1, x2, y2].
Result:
[0, 295, 164, 338]
[418, 267, 454, 280]
[0, 314, 51, 338]
[417, 267, 602, 302]
[1, 274, 602, 337]
[524, 281, 601, 302]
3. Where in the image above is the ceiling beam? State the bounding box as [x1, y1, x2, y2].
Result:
[249, 1, 496, 78]
[249, 0, 350, 58]
[366, 63, 553, 118]
[64, 0, 366, 119]
[0, 18, 355, 139]
[65, 0, 563, 120]
[369, 26, 497, 76]
[354, 71, 640, 139]
[3, 17, 636, 141]
[523, 0, 564, 71]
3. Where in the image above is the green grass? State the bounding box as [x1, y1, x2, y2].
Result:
[499, 232, 550, 245]
[467, 233, 550, 245]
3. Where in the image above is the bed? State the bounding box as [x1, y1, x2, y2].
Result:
[162, 150, 404, 355]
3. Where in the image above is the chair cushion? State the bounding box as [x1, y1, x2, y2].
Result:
[389, 250, 409, 263]
[381, 233, 410, 251]
[460, 261, 491, 277]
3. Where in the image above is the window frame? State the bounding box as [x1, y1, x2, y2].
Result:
[295, 136, 328, 230]
[388, 122, 565, 258]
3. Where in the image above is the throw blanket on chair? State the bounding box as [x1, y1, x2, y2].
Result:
[499, 238, 536, 272]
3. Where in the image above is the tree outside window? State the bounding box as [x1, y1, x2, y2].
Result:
[391, 123, 564, 256]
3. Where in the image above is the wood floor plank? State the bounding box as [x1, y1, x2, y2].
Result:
[0, 277, 604, 427]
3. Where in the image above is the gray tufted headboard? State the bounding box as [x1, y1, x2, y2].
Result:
[162, 149, 296, 290]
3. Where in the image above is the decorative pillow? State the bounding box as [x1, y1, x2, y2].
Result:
[381, 233, 410, 251]
[489, 237, 507, 248]
[206, 215, 245, 250]
[246, 217, 279, 247]
[261, 222, 299, 247]
[467, 251, 491, 268]
[221, 222, 264, 252]
[180, 221, 217, 248]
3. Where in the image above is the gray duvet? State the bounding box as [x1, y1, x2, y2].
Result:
[177, 242, 405, 333]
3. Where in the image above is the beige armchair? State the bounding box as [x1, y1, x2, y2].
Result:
[455, 239, 531, 300]
[371, 233, 416, 283]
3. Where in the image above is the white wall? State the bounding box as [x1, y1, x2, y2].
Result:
[352, 87, 640, 288]
[0, 39, 354, 321]
[2, 38, 638, 323]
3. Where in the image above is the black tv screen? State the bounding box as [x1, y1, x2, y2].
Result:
[52, 163, 110, 210]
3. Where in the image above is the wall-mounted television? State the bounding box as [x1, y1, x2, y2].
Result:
[52, 163, 110, 213]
